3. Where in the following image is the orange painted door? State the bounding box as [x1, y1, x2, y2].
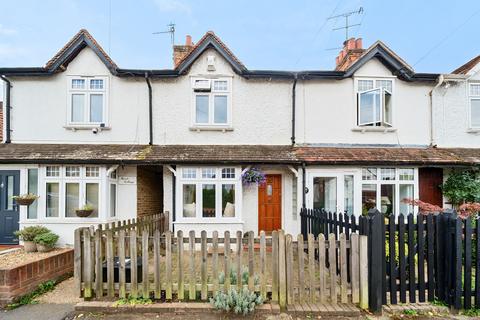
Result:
[258, 174, 282, 233]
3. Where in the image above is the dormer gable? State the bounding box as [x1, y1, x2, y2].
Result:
[452, 55, 480, 76]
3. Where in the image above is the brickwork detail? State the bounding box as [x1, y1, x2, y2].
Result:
[137, 167, 163, 217]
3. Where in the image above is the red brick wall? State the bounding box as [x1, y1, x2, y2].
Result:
[137, 166, 163, 217]
[0, 101, 3, 142]
[0, 249, 74, 306]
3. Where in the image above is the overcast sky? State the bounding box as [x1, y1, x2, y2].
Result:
[1, 0, 480, 100]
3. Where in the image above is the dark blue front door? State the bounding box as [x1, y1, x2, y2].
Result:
[0, 170, 20, 244]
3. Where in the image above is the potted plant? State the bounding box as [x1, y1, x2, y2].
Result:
[14, 226, 50, 252]
[241, 168, 266, 187]
[12, 193, 39, 206]
[34, 232, 59, 252]
[75, 204, 95, 218]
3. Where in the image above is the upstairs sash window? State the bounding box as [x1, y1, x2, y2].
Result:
[357, 79, 393, 127]
[68, 77, 107, 125]
[192, 78, 231, 126]
[470, 83, 480, 128]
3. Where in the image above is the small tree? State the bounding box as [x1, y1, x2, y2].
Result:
[441, 170, 480, 207]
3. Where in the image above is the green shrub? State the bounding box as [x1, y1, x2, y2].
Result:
[34, 232, 59, 247]
[218, 266, 259, 286]
[14, 226, 50, 241]
[442, 170, 480, 207]
[210, 287, 263, 315]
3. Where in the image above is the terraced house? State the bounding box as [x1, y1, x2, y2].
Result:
[0, 30, 478, 245]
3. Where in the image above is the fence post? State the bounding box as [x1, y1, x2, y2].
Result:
[74, 228, 83, 297]
[367, 209, 383, 313]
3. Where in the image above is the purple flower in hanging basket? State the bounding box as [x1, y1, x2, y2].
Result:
[242, 168, 266, 186]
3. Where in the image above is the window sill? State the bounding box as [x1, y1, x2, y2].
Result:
[466, 128, 480, 134]
[64, 125, 111, 132]
[351, 127, 397, 133]
[189, 126, 234, 132]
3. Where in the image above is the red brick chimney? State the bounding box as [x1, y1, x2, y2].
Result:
[335, 38, 364, 71]
[173, 35, 194, 68]
[0, 101, 3, 142]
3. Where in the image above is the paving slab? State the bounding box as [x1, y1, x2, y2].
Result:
[1, 303, 75, 320]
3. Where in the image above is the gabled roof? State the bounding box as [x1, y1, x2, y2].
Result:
[452, 55, 480, 75]
[175, 31, 247, 75]
[45, 29, 117, 73]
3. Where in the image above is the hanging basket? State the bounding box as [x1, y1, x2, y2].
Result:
[14, 198, 36, 206]
[75, 209, 93, 218]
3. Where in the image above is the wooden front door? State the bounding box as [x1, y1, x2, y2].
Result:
[258, 174, 282, 233]
[419, 167, 443, 207]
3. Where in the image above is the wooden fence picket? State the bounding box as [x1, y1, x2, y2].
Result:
[340, 233, 348, 303]
[212, 231, 219, 294]
[224, 231, 231, 291]
[285, 234, 293, 304]
[297, 233, 305, 302]
[260, 231, 266, 300]
[189, 230, 195, 300]
[350, 233, 359, 304]
[94, 229, 103, 298]
[82, 228, 92, 298]
[248, 231, 255, 291]
[329, 233, 337, 304]
[307, 233, 315, 303]
[154, 229, 161, 299]
[318, 233, 326, 303]
[236, 231, 242, 290]
[142, 227, 149, 299]
[201, 231, 207, 300]
[130, 229, 138, 298]
[272, 231, 279, 302]
[118, 229, 126, 299]
[278, 230, 286, 308]
[177, 230, 184, 300]
[166, 231, 173, 300]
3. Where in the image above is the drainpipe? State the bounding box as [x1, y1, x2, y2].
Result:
[172, 165, 176, 232]
[302, 162, 306, 208]
[291, 74, 298, 145]
[1, 75, 11, 143]
[145, 72, 153, 145]
[429, 74, 444, 147]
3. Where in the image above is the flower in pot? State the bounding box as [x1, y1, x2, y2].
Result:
[75, 204, 95, 218]
[241, 168, 266, 187]
[12, 193, 39, 206]
[14, 226, 50, 253]
[34, 232, 59, 253]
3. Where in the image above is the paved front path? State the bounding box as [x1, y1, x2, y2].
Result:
[1, 303, 75, 320]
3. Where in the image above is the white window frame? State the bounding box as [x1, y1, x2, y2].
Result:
[108, 170, 118, 218]
[41, 165, 104, 221]
[67, 76, 108, 126]
[361, 167, 418, 217]
[468, 82, 480, 129]
[177, 166, 242, 223]
[191, 77, 232, 127]
[355, 78, 394, 127]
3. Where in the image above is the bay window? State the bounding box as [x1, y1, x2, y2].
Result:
[68, 77, 107, 125]
[192, 78, 231, 126]
[179, 167, 240, 220]
[357, 79, 393, 127]
[361, 167, 416, 216]
[469, 83, 480, 128]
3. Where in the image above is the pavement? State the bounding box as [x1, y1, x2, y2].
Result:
[1, 303, 75, 320]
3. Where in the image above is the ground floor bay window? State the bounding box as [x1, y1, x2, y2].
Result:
[177, 166, 242, 222]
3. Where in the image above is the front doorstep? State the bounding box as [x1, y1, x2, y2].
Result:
[0, 249, 74, 306]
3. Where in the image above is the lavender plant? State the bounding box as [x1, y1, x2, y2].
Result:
[241, 168, 266, 186]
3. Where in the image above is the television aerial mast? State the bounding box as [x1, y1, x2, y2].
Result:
[328, 7, 364, 41]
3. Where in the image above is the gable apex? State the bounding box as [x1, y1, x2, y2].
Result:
[45, 29, 118, 74]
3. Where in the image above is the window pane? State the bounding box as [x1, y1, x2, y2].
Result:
[399, 184, 414, 214]
[86, 167, 99, 177]
[65, 183, 80, 217]
[384, 90, 392, 125]
[213, 80, 228, 91]
[313, 177, 337, 212]
[195, 95, 209, 123]
[202, 184, 216, 217]
[222, 184, 235, 217]
[46, 166, 60, 177]
[183, 184, 196, 217]
[90, 94, 103, 122]
[362, 168, 377, 180]
[359, 89, 381, 125]
[86, 183, 99, 218]
[380, 184, 395, 215]
[214, 95, 228, 124]
[221, 168, 235, 179]
[399, 168, 414, 181]
[110, 184, 116, 217]
[471, 99, 480, 128]
[182, 168, 196, 179]
[470, 84, 480, 96]
[27, 169, 38, 219]
[72, 79, 85, 89]
[65, 166, 80, 177]
[362, 184, 376, 215]
[344, 175, 354, 216]
[71, 94, 85, 122]
[376, 79, 392, 92]
[381, 168, 396, 180]
[90, 79, 104, 90]
[6, 176, 13, 210]
[46, 182, 59, 217]
[358, 80, 373, 91]
[201, 168, 216, 179]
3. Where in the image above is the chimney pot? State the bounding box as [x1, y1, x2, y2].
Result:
[355, 38, 363, 49]
[335, 37, 366, 71]
[186, 35, 192, 46]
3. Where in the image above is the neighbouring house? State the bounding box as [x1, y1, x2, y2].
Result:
[0, 30, 478, 245]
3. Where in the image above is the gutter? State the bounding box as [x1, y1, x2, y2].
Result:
[145, 72, 153, 145]
[429, 75, 445, 146]
[291, 74, 298, 145]
[0, 75, 11, 143]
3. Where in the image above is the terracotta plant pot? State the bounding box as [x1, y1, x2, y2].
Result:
[23, 241, 37, 253]
[75, 209, 93, 218]
[36, 244, 53, 253]
[15, 198, 36, 206]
